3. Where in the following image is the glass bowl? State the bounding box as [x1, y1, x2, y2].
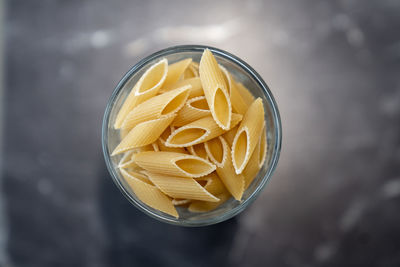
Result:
[102, 45, 282, 226]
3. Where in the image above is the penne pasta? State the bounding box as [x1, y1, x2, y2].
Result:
[160, 77, 203, 99]
[151, 142, 160, 152]
[120, 169, 178, 217]
[122, 169, 154, 185]
[187, 143, 208, 160]
[132, 151, 216, 178]
[114, 59, 168, 129]
[159, 126, 174, 144]
[196, 173, 227, 195]
[183, 62, 199, 79]
[121, 86, 190, 129]
[143, 171, 219, 202]
[165, 113, 242, 148]
[205, 136, 244, 200]
[162, 58, 192, 88]
[188, 192, 231, 213]
[118, 150, 137, 169]
[199, 49, 232, 130]
[135, 143, 159, 153]
[157, 126, 188, 153]
[112, 114, 176, 155]
[172, 199, 191, 206]
[120, 127, 131, 140]
[222, 125, 238, 147]
[190, 61, 199, 71]
[157, 139, 187, 153]
[220, 65, 248, 115]
[204, 137, 225, 168]
[243, 137, 261, 190]
[242, 125, 267, 190]
[172, 96, 211, 126]
[258, 127, 267, 168]
[232, 98, 265, 174]
[119, 142, 160, 170]
[183, 68, 195, 79]
[190, 62, 199, 75]
[236, 82, 255, 107]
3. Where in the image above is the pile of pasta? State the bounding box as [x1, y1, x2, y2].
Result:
[112, 49, 267, 218]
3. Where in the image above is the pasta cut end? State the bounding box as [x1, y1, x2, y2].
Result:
[163, 58, 192, 87]
[137, 58, 168, 94]
[174, 157, 216, 178]
[160, 126, 173, 143]
[259, 129, 267, 167]
[204, 137, 226, 168]
[121, 169, 153, 185]
[232, 128, 250, 174]
[161, 88, 190, 115]
[189, 96, 209, 111]
[212, 88, 231, 130]
[166, 127, 209, 147]
[189, 143, 208, 160]
[197, 180, 208, 187]
[112, 114, 176, 155]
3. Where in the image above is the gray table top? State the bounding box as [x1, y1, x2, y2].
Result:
[2, 0, 400, 266]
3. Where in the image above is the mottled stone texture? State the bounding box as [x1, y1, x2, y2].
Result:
[2, 0, 400, 266]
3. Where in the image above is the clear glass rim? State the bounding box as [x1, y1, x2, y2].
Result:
[102, 45, 282, 227]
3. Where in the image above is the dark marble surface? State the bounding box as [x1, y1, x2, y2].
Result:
[2, 0, 400, 266]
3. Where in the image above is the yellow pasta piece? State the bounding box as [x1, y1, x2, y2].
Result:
[112, 114, 176, 155]
[132, 151, 216, 178]
[162, 58, 192, 88]
[220, 65, 248, 115]
[259, 127, 267, 167]
[157, 139, 187, 154]
[196, 173, 227, 195]
[191, 61, 199, 70]
[143, 171, 219, 202]
[118, 142, 160, 169]
[183, 61, 199, 79]
[114, 59, 168, 129]
[188, 192, 231, 213]
[159, 126, 174, 144]
[165, 113, 242, 148]
[172, 199, 191, 206]
[222, 125, 238, 147]
[236, 82, 255, 107]
[121, 86, 190, 130]
[118, 150, 137, 168]
[157, 126, 188, 153]
[120, 128, 131, 140]
[120, 169, 178, 218]
[161, 77, 203, 99]
[183, 68, 195, 79]
[232, 98, 265, 174]
[187, 143, 208, 160]
[204, 136, 244, 200]
[119, 151, 142, 170]
[190, 62, 199, 75]
[172, 96, 211, 126]
[135, 143, 159, 152]
[204, 137, 225, 168]
[242, 125, 267, 190]
[243, 137, 261, 190]
[199, 49, 232, 130]
[151, 142, 160, 152]
[121, 169, 153, 185]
